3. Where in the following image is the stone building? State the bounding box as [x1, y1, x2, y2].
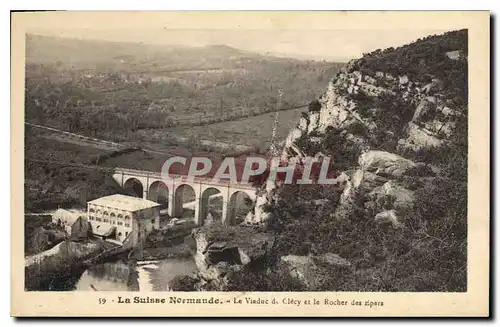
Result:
[87, 194, 161, 245]
[52, 208, 86, 235]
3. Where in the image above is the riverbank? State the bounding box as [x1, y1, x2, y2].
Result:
[25, 238, 113, 291]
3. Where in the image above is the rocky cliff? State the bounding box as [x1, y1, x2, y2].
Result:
[250, 29, 467, 227]
[243, 30, 468, 292]
[190, 225, 275, 290]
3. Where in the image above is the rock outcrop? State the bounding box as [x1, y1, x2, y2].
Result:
[280, 253, 352, 290]
[338, 150, 430, 227]
[250, 31, 464, 225]
[229, 29, 467, 292]
[191, 225, 274, 290]
[29, 226, 68, 254]
[146, 219, 197, 248]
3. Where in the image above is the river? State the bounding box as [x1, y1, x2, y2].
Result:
[74, 257, 198, 291]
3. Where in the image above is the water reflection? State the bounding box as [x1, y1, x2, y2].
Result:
[138, 258, 198, 291]
[74, 257, 197, 291]
[75, 260, 134, 291]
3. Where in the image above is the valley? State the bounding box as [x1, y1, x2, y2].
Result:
[23, 29, 469, 294]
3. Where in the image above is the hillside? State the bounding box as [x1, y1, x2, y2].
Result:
[26, 34, 253, 70]
[25, 34, 343, 144]
[196, 30, 468, 292]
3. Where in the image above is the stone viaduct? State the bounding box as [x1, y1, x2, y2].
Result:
[113, 168, 257, 226]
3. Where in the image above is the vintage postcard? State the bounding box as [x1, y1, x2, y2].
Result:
[11, 11, 490, 317]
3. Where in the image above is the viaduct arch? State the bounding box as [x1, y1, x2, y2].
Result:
[115, 168, 256, 226]
[123, 177, 143, 198]
[148, 181, 169, 209]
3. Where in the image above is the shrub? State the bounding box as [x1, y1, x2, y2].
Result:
[225, 263, 306, 291]
[169, 275, 198, 291]
[268, 129, 467, 291]
[308, 99, 322, 112]
[347, 121, 369, 137]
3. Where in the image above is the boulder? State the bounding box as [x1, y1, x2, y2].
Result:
[412, 98, 436, 124]
[399, 75, 409, 85]
[315, 253, 352, 267]
[193, 225, 274, 282]
[445, 50, 463, 60]
[249, 193, 273, 224]
[400, 122, 444, 151]
[353, 170, 389, 190]
[312, 199, 329, 206]
[281, 255, 314, 283]
[339, 151, 418, 225]
[358, 150, 416, 178]
[281, 253, 351, 290]
[371, 181, 415, 212]
[374, 210, 401, 228]
[146, 220, 196, 248]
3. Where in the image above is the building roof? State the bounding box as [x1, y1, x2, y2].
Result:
[53, 208, 86, 226]
[88, 194, 160, 212]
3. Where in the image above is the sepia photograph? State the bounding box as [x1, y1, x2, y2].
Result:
[11, 11, 490, 317]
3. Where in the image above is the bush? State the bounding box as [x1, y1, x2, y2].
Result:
[347, 121, 369, 137]
[225, 264, 306, 291]
[268, 130, 467, 291]
[169, 275, 198, 291]
[308, 99, 322, 112]
[357, 29, 468, 104]
[262, 29, 468, 292]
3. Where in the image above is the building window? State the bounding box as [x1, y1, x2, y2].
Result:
[151, 219, 156, 224]
[118, 232, 122, 237]
[96, 210, 101, 216]
[118, 214, 123, 219]
[118, 221, 123, 226]
[96, 218, 102, 222]
[125, 232, 129, 237]
[125, 223, 130, 227]
[112, 220, 116, 225]
[103, 219, 109, 223]
[89, 216, 94, 221]
[89, 208, 95, 213]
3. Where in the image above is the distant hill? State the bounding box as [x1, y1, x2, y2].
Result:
[264, 51, 349, 63]
[24, 34, 345, 141]
[26, 34, 173, 64]
[25, 34, 304, 71]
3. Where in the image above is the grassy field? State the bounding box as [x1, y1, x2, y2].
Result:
[25, 131, 111, 164]
[25, 35, 341, 142]
[134, 106, 307, 153]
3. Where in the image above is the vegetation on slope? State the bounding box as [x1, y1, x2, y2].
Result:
[352, 29, 468, 105]
[269, 142, 466, 292]
[25, 35, 342, 142]
[24, 133, 128, 211]
[251, 30, 468, 292]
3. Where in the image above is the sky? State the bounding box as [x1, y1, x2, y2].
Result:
[30, 28, 452, 62]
